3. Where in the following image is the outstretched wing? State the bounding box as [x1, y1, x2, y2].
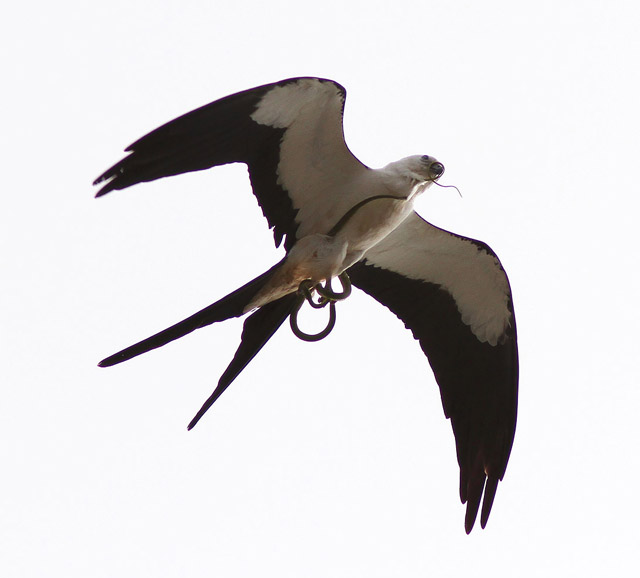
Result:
[94, 77, 368, 249]
[348, 212, 518, 533]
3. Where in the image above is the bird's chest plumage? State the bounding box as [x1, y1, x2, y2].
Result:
[334, 195, 415, 257]
[244, 196, 414, 311]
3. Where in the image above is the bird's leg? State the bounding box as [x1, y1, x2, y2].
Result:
[298, 279, 329, 309]
[315, 271, 352, 301]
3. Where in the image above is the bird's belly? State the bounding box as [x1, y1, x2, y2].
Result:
[244, 234, 348, 311]
[335, 196, 414, 264]
[245, 197, 414, 311]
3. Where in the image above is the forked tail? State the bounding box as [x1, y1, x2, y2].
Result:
[98, 259, 347, 429]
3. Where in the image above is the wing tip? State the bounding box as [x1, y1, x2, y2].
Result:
[463, 493, 483, 534]
[480, 476, 499, 529]
[94, 187, 111, 198]
[462, 473, 501, 533]
[93, 171, 118, 197]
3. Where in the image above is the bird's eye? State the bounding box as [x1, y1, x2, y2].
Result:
[421, 155, 430, 162]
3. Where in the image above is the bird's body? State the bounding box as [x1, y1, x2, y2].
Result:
[248, 158, 434, 310]
[95, 77, 518, 533]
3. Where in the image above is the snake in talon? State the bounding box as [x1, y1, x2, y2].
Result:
[289, 272, 351, 342]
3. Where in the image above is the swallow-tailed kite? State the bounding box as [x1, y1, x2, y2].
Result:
[94, 77, 518, 533]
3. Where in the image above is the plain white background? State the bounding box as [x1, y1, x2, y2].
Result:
[2, 1, 639, 576]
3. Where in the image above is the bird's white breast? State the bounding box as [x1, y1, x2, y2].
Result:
[334, 194, 417, 268]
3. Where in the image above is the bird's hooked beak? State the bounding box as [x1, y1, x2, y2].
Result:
[420, 159, 461, 197]
[429, 161, 445, 180]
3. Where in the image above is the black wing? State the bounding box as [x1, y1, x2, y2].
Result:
[94, 77, 367, 250]
[348, 212, 518, 533]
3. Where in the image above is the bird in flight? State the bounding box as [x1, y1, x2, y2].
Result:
[94, 77, 518, 533]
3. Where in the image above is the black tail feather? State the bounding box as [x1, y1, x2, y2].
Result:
[187, 293, 299, 430]
[98, 259, 285, 368]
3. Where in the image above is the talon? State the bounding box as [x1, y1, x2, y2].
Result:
[315, 271, 351, 301]
[298, 279, 328, 309]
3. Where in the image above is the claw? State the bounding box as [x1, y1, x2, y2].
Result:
[298, 279, 329, 309]
[315, 271, 352, 301]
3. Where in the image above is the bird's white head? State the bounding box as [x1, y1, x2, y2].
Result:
[381, 155, 445, 198]
[385, 155, 445, 183]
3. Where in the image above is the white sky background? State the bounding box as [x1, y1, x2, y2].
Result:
[2, 0, 639, 575]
